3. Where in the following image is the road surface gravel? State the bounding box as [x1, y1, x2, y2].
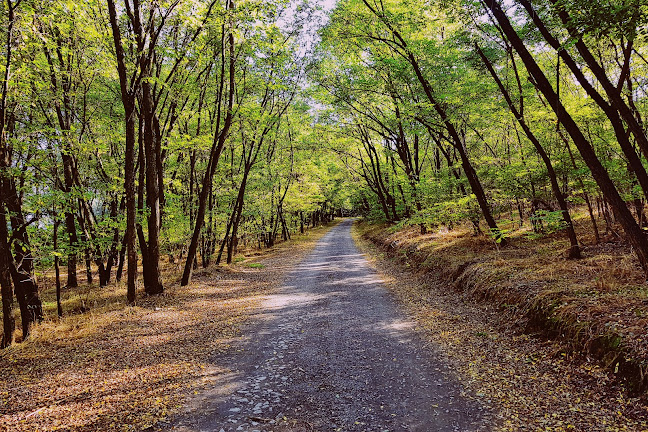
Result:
[171, 219, 486, 431]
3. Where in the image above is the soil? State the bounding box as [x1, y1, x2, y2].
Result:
[0, 223, 335, 431]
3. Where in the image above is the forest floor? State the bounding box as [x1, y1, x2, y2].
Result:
[355, 217, 648, 431]
[4, 216, 648, 431]
[0, 223, 336, 432]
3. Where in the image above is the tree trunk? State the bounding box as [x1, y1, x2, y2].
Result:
[53, 218, 63, 317]
[519, 0, 648, 202]
[223, 166, 250, 264]
[141, 82, 164, 296]
[476, 44, 580, 258]
[64, 211, 78, 288]
[360, 0, 502, 239]
[4, 178, 43, 339]
[484, 0, 648, 271]
[0, 0, 17, 347]
[106, 0, 138, 303]
[563, 133, 601, 243]
[181, 9, 235, 285]
[78, 226, 93, 284]
[0, 209, 14, 348]
[545, 0, 648, 160]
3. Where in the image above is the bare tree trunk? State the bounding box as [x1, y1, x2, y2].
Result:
[519, 0, 648, 202]
[182, 4, 235, 285]
[0, 0, 41, 341]
[226, 168, 251, 264]
[360, 0, 503, 239]
[0, 209, 14, 348]
[64, 211, 78, 287]
[0, 1, 15, 347]
[107, 0, 139, 303]
[141, 83, 164, 295]
[544, 0, 648, 160]
[53, 218, 63, 317]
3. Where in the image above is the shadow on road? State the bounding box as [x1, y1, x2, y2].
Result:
[170, 219, 488, 432]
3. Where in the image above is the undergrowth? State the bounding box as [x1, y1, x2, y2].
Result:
[353, 217, 648, 430]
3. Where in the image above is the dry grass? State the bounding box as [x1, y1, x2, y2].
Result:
[361, 215, 648, 372]
[0, 223, 336, 432]
[354, 215, 648, 431]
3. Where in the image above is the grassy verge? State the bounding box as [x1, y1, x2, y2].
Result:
[353, 219, 648, 431]
[0, 222, 338, 432]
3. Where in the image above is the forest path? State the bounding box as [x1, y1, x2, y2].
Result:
[170, 219, 486, 431]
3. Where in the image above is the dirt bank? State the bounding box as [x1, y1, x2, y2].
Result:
[355, 221, 648, 430]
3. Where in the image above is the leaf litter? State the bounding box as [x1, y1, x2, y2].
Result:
[0, 224, 335, 432]
[353, 222, 648, 432]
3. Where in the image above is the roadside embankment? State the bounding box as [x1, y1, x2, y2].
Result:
[355, 220, 648, 430]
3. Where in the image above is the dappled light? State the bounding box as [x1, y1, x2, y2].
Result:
[0, 227, 334, 431]
[172, 220, 486, 431]
[2, 0, 648, 430]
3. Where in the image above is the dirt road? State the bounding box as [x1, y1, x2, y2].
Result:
[171, 219, 486, 431]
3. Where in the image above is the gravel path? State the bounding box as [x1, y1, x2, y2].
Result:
[171, 219, 486, 431]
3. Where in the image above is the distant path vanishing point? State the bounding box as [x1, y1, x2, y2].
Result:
[171, 219, 487, 432]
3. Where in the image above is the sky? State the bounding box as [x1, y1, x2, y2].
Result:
[276, 0, 339, 58]
[321, 0, 338, 12]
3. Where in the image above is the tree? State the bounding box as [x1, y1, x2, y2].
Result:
[181, 0, 236, 284]
[481, 0, 648, 272]
[1, 0, 43, 342]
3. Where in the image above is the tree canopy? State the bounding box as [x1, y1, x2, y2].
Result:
[3, 0, 648, 346]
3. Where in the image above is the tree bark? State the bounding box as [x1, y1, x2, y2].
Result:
[53, 218, 63, 317]
[226, 167, 251, 264]
[543, 0, 648, 160]
[519, 0, 648, 202]
[0, 208, 14, 348]
[182, 2, 235, 285]
[360, 0, 503, 240]
[107, 0, 139, 303]
[1, 0, 41, 340]
[141, 82, 164, 295]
